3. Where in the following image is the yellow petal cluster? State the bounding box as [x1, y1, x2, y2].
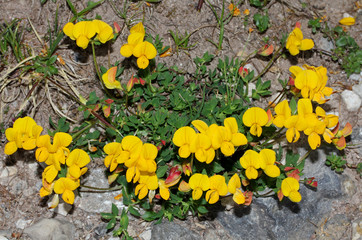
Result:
[120, 22, 157, 69]
[240, 149, 280, 179]
[102, 66, 121, 90]
[286, 26, 314, 56]
[281, 177, 301, 202]
[242, 107, 268, 137]
[4, 116, 43, 155]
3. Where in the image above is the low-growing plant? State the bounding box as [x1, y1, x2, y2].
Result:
[2, 1, 359, 239]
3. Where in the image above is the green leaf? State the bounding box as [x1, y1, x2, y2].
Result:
[289, 97, 297, 114]
[253, 13, 269, 33]
[156, 165, 168, 178]
[128, 206, 141, 217]
[100, 212, 114, 220]
[120, 209, 129, 229]
[112, 203, 119, 216]
[106, 218, 116, 230]
[197, 206, 208, 214]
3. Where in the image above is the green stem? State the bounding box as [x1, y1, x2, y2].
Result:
[91, 41, 103, 83]
[71, 121, 94, 141]
[79, 184, 123, 192]
[251, 45, 283, 82]
[297, 149, 312, 165]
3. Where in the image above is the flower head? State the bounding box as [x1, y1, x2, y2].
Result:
[133, 41, 157, 69]
[102, 66, 121, 89]
[339, 17, 356, 26]
[281, 177, 301, 202]
[66, 149, 91, 179]
[188, 173, 210, 200]
[286, 25, 314, 55]
[273, 100, 291, 128]
[259, 149, 280, 178]
[135, 173, 158, 200]
[240, 150, 262, 179]
[227, 173, 241, 194]
[64, 21, 97, 49]
[54, 177, 80, 204]
[242, 107, 268, 137]
[172, 126, 197, 158]
[92, 19, 114, 43]
[205, 175, 228, 204]
[4, 116, 43, 155]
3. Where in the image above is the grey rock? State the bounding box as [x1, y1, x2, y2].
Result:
[24, 218, 74, 240]
[15, 219, 32, 230]
[349, 73, 362, 82]
[140, 229, 152, 240]
[0, 236, 9, 240]
[77, 168, 125, 213]
[318, 37, 334, 52]
[315, 214, 352, 239]
[352, 83, 362, 99]
[151, 219, 200, 240]
[352, 218, 362, 240]
[341, 90, 361, 111]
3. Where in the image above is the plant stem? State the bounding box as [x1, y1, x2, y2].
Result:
[251, 45, 283, 82]
[79, 184, 123, 192]
[297, 149, 312, 165]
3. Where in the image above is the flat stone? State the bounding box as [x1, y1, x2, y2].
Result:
[349, 73, 362, 82]
[15, 219, 32, 230]
[24, 218, 74, 240]
[77, 168, 125, 213]
[0, 236, 9, 240]
[140, 229, 152, 240]
[341, 90, 361, 111]
[49, 202, 72, 216]
[352, 218, 362, 240]
[151, 219, 200, 240]
[352, 83, 362, 99]
[318, 37, 334, 52]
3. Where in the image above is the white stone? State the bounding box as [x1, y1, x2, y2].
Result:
[0, 236, 9, 240]
[341, 90, 361, 111]
[343, 13, 353, 18]
[352, 220, 362, 240]
[352, 84, 362, 99]
[24, 218, 74, 240]
[244, 63, 259, 75]
[0, 166, 17, 179]
[139, 229, 152, 240]
[16, 219, 32, 229]
[48, 202, 72, 216]
[349, 73, 362, 82]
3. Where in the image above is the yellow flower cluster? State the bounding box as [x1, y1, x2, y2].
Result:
[120, 22, 157, 69]
[4, 117, 91, 207]
[281, 177, 301, 202]
[273, 98, 338, 150]
[172, 117, 248, 162]
[186, 173, 246, 205]
[240, 149, 280, 179]
[63, 19, 114, 49]
[103, 136, 160, 200]
[290, 64, 333, 104]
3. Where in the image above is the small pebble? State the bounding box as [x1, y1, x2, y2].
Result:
[341, 90, 361, 111]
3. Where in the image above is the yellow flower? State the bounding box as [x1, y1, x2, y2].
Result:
[120, 32, 145, 57]
[227, 173, 241, 194]
[218, 126, 236, 157]
[135, 173, 158, 200]
[66, 149, 90, 179]
[133, 41, 157, 69]
[242, 107, 268, 137]
[35, 132, 72, 168]
[243, 9, 250, 16]
[39, 174, 54, 197]
[289, 66, 318, 99]
[205, 175, 228, 204]
[188, 173, 210, 200]
[240, 150, 262, 179]
[189, 133, 215, 164]
[259, 149, 280, 178]
[273, 100, 291, 128]
[303, 115, 326, 150]
[284, 115, 301, 143]
[103, 142, 123, 172]
[119, 135, 143, 163]
[4, 116, 43, 155]
[43, 165, 59, 183]
[67, 21, 97, 49]
[158, 179, 170, 200]
[303, 65, 333, 104]
[130, 22, 145, 35]
[233, 189, 246, 204]
[281, 177, 301, 202]
[102, 66, 121, 89]
[53, 177, 80, 204]
[286, 26, 314, 55]
[172, 126, 197, 158]
[224, 117, 248, 147]
[228, 3, 240, 16]
[339, 17, 356, 26]
[192, 120, 222, 150]
[92, 19, 114, 43]
[315, 107, 338, 128]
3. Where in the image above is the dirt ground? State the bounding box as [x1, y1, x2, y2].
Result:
[0, 0, 361, 239]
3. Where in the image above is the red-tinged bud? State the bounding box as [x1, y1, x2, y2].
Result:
[127, 75, 135, 92]
[243, 191, 253, 206]
[266, 108, 274, 126]
[284, 167, 295, 172]
[249, 142, 258, 147]
[341, 122, 352, 137]
[155, 194, 161, 199]
[93, 104, 100, 112]
[295, 22, 301, 29]
[108, 173, 119, 184]
[89, 146, 97, 152]
[102, 105, 111, 118]
[161, 140, 166, 146]
[241, 179, 250, 186]
[333, 135, 346, 150]
[165, 165, 182, 186]
[258, 44, 274, 56]
[331, 122, 340, 135]
[288, 77, 295, 86]
[182, 161, 192, 176]
[305, 177, 318, 188]
[238, 66, 249, 78]
[277, 190, 284, 201]
[105, 99, 114, 104]
[178, 180, 191, 192]
[114, 193, 122, 200]
[113, 22, 121, 34]
[286, 169, 300, 181]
